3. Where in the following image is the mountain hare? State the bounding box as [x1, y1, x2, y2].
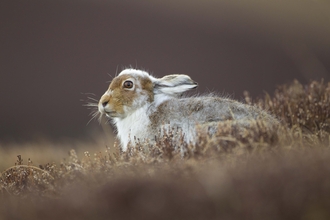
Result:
[98, 68, 279, 151]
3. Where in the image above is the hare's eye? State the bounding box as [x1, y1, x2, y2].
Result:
[123, 80, 133, 89]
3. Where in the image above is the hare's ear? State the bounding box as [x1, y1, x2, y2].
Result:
[154, 74, 198, 96]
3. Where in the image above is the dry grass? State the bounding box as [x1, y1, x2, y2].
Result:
[1, 80, 330, 220]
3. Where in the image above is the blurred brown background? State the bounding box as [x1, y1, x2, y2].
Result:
[1, 0, 329, 142]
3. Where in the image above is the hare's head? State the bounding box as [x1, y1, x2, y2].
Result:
[98, 69, 197, 119]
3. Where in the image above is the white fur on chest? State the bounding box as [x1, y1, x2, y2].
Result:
[114, 105, 151, 151]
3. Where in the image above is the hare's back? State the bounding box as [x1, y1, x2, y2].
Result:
[150, 96, 268, 125]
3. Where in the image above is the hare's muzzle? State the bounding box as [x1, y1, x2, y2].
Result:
[98, 93, 110, 113]
[98, 93, 120, 118]
[98, 103, 117, 118]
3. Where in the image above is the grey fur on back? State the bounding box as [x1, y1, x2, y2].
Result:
[146, 95, 279, 144]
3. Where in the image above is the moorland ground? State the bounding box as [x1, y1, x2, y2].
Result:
[1, 80, 330, 220]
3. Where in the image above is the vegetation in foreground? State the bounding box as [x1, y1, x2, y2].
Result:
[0, 80, 330, 220]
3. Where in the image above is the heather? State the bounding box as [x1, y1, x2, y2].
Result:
[1, 80, 330, 220]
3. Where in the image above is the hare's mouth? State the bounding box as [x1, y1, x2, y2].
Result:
[104, 111, 118, 118]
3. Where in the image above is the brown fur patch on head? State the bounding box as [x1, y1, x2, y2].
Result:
[108, 75, 137, 115]
[99, 74, 155, 117]
[139, 76, 154, 102]
[109, 75, 131, 91]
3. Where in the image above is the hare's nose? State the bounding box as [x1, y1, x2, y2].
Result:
[102, 101, 108, 107]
